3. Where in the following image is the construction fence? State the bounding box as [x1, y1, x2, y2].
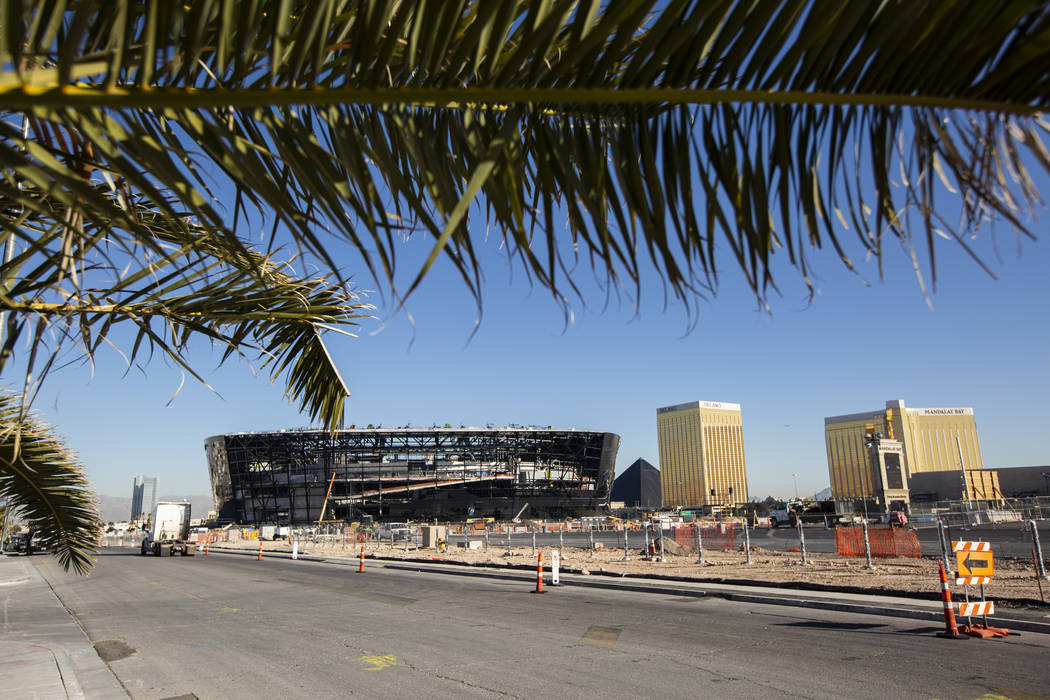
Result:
[835, 525, 921, 558]
[669, 523, 736, 552]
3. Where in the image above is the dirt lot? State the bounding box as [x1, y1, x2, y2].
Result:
[234, 538, 1050, 608]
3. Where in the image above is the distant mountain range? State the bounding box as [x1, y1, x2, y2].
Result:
[97, 494, 214, 523]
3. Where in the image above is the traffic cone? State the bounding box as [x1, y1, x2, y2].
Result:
[257, 540, 263, 561]
[936, 561, 964, 639]
[532, 550, 544, 594]
[358, 545, 365, 573]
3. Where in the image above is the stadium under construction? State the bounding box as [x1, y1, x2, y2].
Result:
[205, 427, 620, 524]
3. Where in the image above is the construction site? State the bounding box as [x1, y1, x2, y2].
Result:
[205, 427, 620, 523]
[157, 518, 1050, 607]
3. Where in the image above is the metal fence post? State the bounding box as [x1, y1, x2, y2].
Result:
[484, 528, 489, 552]
[937, 519, 951, 575]
[1032, 520, 1047, 579]
[797, 518, 808, 565]
[559, 530, 564, 552]
[532, 531, 537, 557]
[696, 524, 703, 565]
[862, 519, 874, 570]
[589, 527, 595, 558]
[507, 530, 512, 554]
[743, 520, 751, 565]
[658, 526, 666, 562]
[622, 528, 630, 561]
[643, 524, 651, 559]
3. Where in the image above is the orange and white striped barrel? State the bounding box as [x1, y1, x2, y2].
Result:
[959, 601, 995, 616]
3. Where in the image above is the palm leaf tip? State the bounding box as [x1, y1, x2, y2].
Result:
[0, 391, 102, 575]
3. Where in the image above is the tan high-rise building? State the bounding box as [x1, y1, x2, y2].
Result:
[657, 401, 748, 509]
[825, 399, 983, 502]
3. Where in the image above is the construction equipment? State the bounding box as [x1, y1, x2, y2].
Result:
[140, 502, 196, 556]
[511, 503, 529, 523]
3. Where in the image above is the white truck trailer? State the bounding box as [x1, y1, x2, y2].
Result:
[140, 502, 196, 556]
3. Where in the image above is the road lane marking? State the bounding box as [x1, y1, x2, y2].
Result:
[581, 626, 621, 649]
[218, 607, 238, 613]
[358, 654, 398, 671]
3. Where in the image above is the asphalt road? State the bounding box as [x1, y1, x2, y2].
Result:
[451, 521, 1050, 558]
[34, 548, 1050, 699]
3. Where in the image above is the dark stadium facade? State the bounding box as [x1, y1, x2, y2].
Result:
[205, 427, 620, 524]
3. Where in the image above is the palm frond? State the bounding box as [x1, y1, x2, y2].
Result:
[0, 187, 372, 432]
[0, 389, 101, 574]
[2, 0, 1046, 323]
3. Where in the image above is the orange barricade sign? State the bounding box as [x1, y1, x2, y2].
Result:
[955, 549, 994, 578]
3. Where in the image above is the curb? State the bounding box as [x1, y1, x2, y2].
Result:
[203, 547, 1050, 635]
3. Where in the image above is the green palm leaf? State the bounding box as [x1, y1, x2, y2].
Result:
[0, 390, 101, 574]
[0, 187, 372, 432]
[2, 0, 1045, 320]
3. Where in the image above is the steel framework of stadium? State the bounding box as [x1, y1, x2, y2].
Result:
[205, 427, 619, 524]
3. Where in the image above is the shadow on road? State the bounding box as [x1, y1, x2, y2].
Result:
[777, 621, 886, 631]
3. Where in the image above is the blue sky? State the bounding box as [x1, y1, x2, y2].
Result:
[23, 189, 1050, 502]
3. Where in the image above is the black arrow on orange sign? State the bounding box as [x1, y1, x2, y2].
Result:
[963, 553, 991, 574]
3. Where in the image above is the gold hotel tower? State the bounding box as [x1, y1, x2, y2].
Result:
[657, 401, 749, 509]
[825, 399, 983, 500]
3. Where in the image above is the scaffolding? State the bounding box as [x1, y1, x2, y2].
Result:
[205, 427, 619, 525]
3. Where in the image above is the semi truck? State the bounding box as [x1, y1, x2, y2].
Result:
[140, 502, 196, 556]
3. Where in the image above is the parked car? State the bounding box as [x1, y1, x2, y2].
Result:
[3, 531, 47, 554]
[24, 530, 49, 554]
[375, 522, 412, 541]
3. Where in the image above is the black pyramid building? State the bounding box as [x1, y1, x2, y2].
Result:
[610, 458, 661, 509]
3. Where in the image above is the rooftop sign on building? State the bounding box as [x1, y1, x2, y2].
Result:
[657, 400, 741, 414]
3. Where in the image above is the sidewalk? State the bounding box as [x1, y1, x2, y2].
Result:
[0, 554, 126, 699]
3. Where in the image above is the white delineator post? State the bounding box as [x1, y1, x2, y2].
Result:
[292, 541, 298, 560]
[862, 519, 874, 570]
[551, 549, 560, 586]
